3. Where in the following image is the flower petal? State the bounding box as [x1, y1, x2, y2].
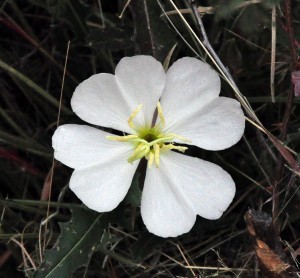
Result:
[52, 124, 135, 169]
[71, 56, 166, 132]
[52, 124, 139, 212]
[165, 97, 245, 150]
[160, 57, 220, 129]
[71, 73, 132, 134]
[115, 56, 166, 128]
[69, 157, 139, 212]
[141, 151, 235, 237]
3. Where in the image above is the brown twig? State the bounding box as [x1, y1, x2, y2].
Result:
[189, 0, 240, 92]
[42, 41, 70, 258]
[186, 0, 298, 165]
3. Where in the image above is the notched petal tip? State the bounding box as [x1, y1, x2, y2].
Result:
[168, 97, 245, 151]
[52, 124, 72, 159]
[70, 73, 132, 133]
[160, 56, 221, 131]
[115, 55, 166, 127]
[143, 213, 197, 238]
[141, 151, 236, 237]
[69, 155, 139, 213]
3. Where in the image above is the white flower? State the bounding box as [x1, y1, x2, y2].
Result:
[52, 56, 245, 238]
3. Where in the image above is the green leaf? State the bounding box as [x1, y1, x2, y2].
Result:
[34, 207, 109, 278]
[0, 59, 71, 114]
[34, 206, 141, 277]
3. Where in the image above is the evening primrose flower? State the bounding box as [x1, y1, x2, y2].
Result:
[52, 56, 245, 238]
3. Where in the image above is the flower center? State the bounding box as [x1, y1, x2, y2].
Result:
[143, 133, 157, 142]
[107, 102, 190, 168]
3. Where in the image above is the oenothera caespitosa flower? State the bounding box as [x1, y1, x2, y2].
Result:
[52, 56, 245, 237]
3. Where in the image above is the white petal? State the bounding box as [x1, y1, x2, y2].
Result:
[141, 151, 235, 237]
[115, 56, 166, 128]
[141, 163, 196, 238]
[52, 124, 139, 212]
[71, 73, 133, 134]
[69, 156, 139, 212]
[165, 97, 245, 150]
[52, 124, 135, 169]
[160, 57, 220, 129]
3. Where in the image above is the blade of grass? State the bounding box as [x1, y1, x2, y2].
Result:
[0, 13, 79, 84]
[9, 1, 38, 41]
[0, 130, 51, 158]
[6, 199, 82, 209]
[0, 233, 59, 240]
[0, 59, 71, 114]
[247, 96, 300, 103]
[0, 108, 29, 138]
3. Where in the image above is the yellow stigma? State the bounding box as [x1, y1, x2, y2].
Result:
[106, 102, 189, 168]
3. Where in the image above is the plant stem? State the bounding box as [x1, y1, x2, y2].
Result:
[273, 0, 298, 236]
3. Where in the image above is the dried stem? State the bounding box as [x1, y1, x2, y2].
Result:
[189, 0, 239, 95]
[187, 0, 298, 237]
[280, 0, 297, 141]
[270, 5, 276, 103]
[272, 0, 298, 236]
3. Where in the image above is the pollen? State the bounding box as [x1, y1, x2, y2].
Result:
[106, 102, 189, 168]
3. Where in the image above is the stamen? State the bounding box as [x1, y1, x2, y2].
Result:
[167, 133, 192, 143]
[106, 102, 190, 168]
[128, 104, 143, 128]
[148, 135, 174, 147]
[154, 144, 160, 168]
[106, 134, 138, 142]
[161, 144, 188, 153]
[128, 143, 150, 163]
[157, 101, 165, 127]
[148, 151, 154, 168]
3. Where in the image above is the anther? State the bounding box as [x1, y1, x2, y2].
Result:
[127, 143, 150, 163]
[148, 151, 154, 168]
[161, 144, 188, 153]
[154, 144, 160, 168]
[169, 134, 192, 143]
[127, 104, 143, 128]
[157, 101, 165, 127]
[106, 134, 138, 142]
